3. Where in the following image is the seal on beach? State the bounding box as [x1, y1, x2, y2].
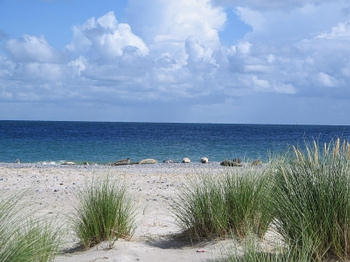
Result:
[112, 158, 131, 166]
[139, 159, 158, 164]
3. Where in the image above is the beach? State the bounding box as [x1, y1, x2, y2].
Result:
[2, 142, 350, 261]
[0, 163, 265, 262]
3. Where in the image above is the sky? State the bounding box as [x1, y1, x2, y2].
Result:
[0, 0, 350, 124]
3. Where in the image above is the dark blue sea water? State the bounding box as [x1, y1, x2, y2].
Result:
[0, 121, 350, 163]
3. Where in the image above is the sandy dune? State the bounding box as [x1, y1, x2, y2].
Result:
[0, 163, 265, 262]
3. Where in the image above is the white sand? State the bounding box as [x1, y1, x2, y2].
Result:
[0, 163, 273, 262]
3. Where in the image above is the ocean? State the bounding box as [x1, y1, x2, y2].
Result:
[0, 121, 350, 163]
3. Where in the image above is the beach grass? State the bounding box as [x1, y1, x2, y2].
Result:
[173, 170, 273, 241]
[223, 172, 273, 238]
[73, 177, 135, 249]
[0, 195, 60, 262]
[173, 175, 227, 240]
[223, 236, 316, 262]
[271, 139, 350, 260]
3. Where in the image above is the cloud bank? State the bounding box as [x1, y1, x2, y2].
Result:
[1, 0, 350, 123]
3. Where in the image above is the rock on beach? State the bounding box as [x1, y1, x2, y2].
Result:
[182, 157, 191, 163]
[220, 160, 243, 167]
[251, 160, 262, 166]
[163, 160, 175, 163]
[233, 158, 242, 164]
[200, 157, 209, 163]
[61, 161, 76, 166]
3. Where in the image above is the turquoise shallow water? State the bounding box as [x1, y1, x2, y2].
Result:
[0, 121, 350, 163]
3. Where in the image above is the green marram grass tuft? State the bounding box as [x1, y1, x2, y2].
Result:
[271, 138, 350, 260]
[73, 177, 135, 249]
[0, 195, 60, 262]
[173, 170, 273, 241]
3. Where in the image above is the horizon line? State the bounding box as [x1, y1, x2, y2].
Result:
[1, 119, 350, 127]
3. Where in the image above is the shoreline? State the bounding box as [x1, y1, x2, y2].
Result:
[0, 161, 257, 171]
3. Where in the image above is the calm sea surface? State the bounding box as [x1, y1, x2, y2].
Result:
[0, 121, 350, 163]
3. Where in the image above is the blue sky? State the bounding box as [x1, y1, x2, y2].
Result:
[1, 0, 350, 124]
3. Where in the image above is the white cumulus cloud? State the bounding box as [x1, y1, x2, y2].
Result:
[5, 35, 58, 63]
[67, 11, 149, 58]
[127, 0, 226, 65]
[317, 20, 350, 40]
